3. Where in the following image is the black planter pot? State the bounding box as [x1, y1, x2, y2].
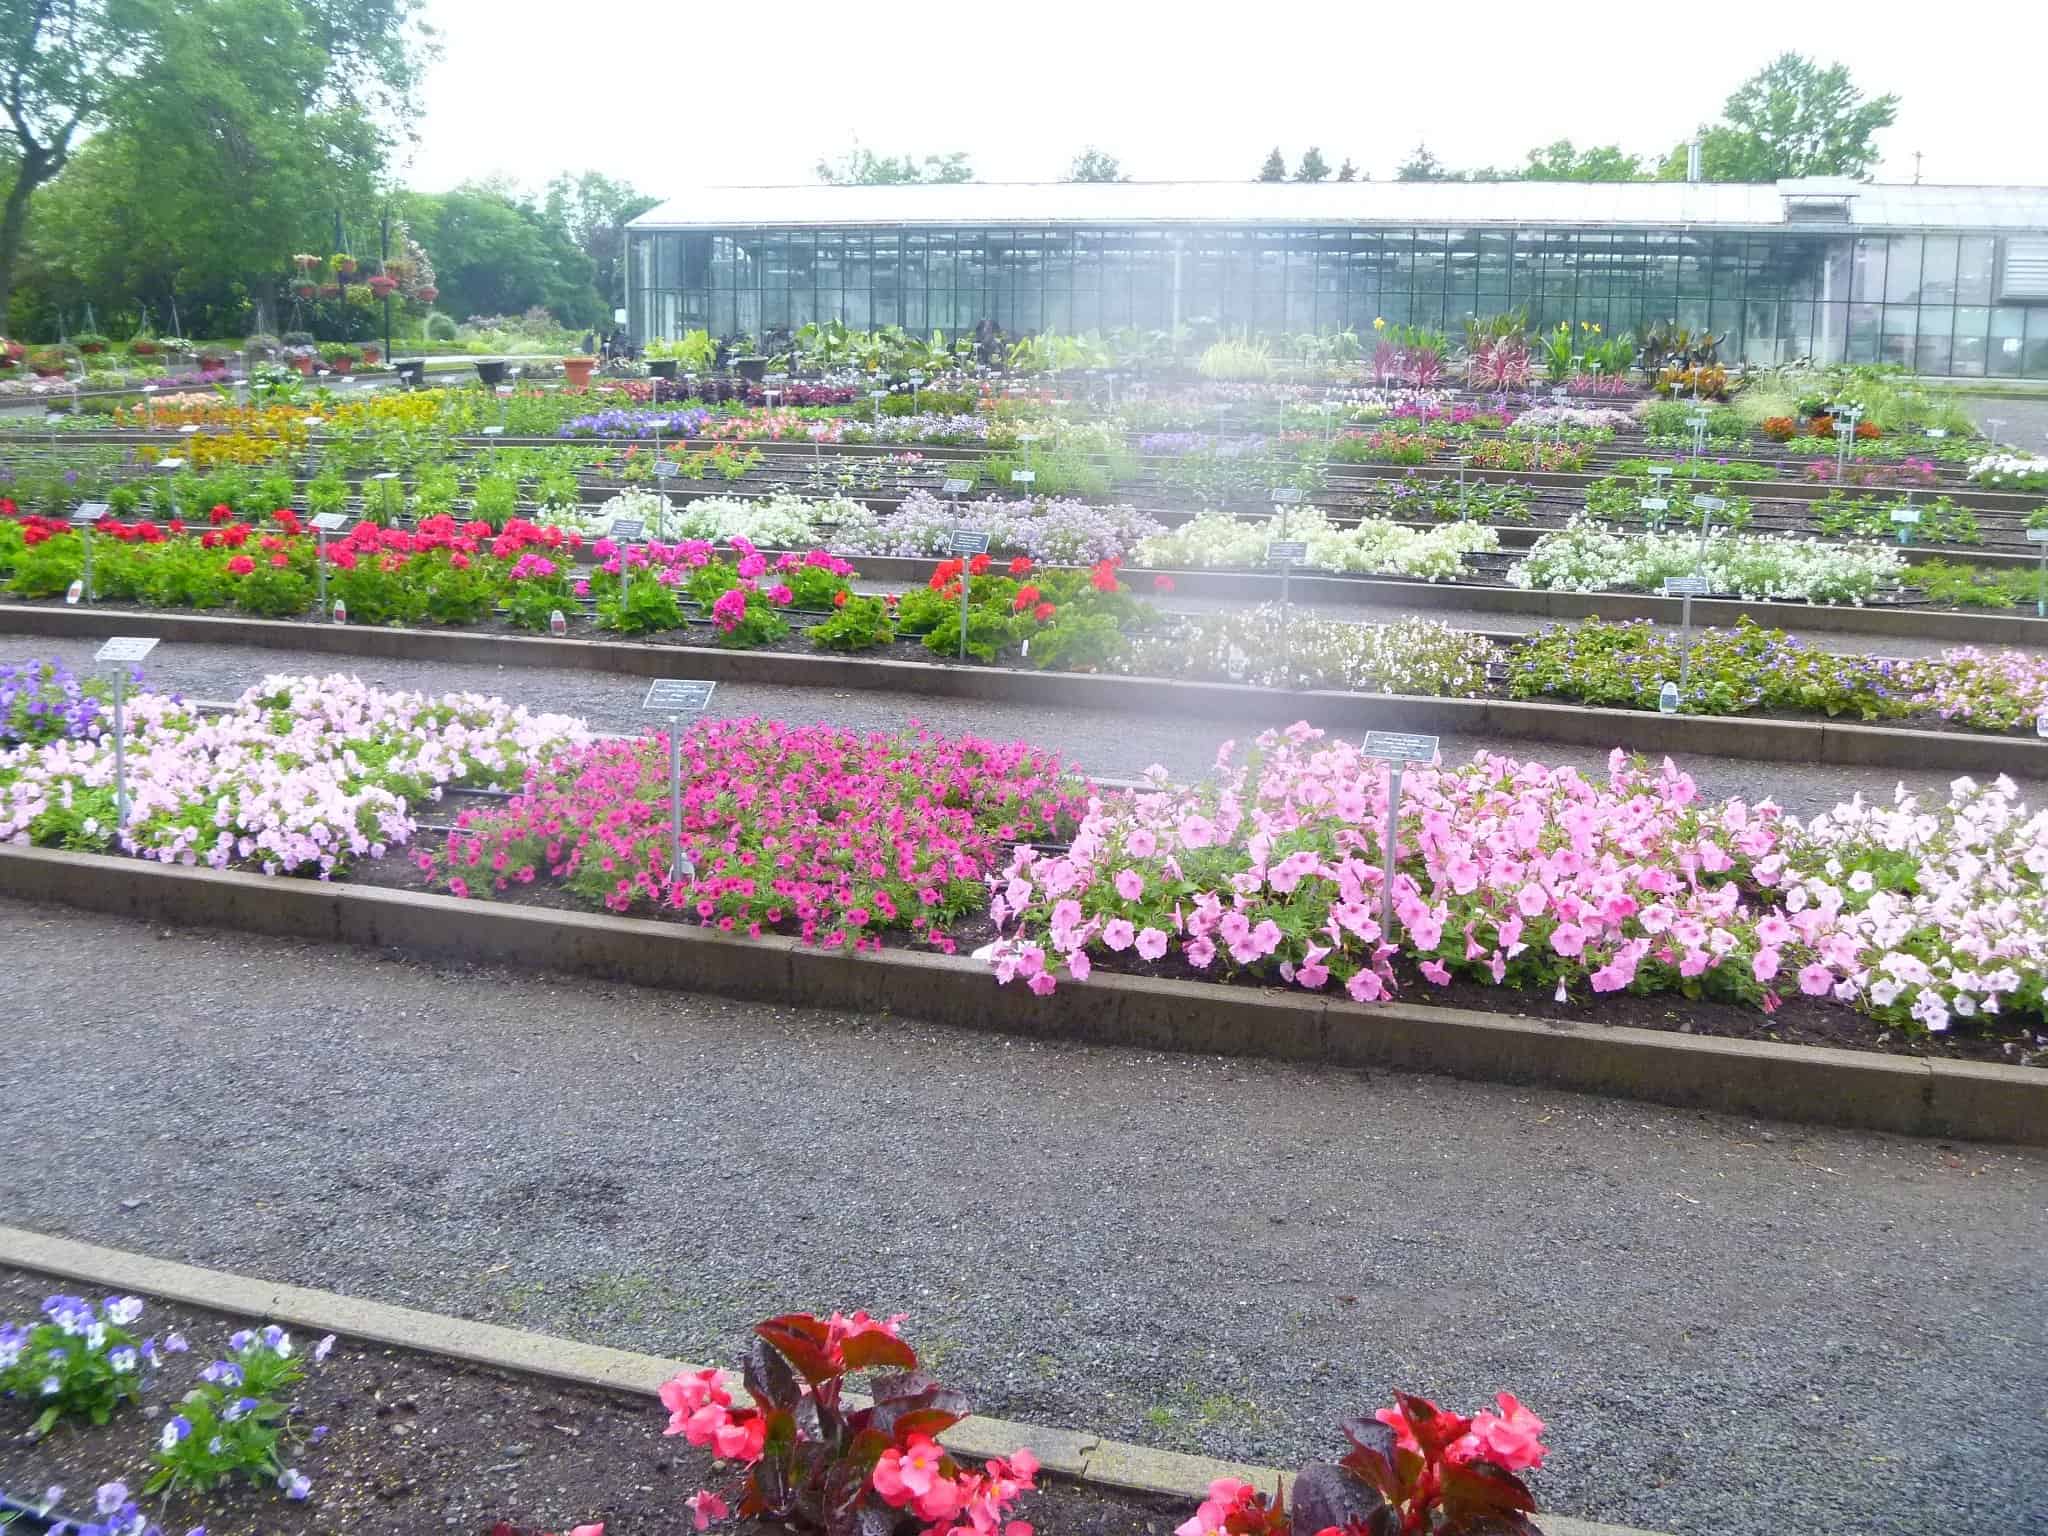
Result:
[395, 359, 426, 389]
[475, 360, 510, 387]
[649, 359, 678, 380]
[734, 355, 768, 383]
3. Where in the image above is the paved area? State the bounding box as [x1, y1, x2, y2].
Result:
[1966, 392, 2048, 451]
[8, 631, 2040, 819]
[0, 900, 2040, 1535]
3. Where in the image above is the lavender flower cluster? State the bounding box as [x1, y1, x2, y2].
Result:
[841, 413, 992, 445]
[830, 490, 1165, 564]
[0, 660, 109, 747]
[556, 407, 716, 439]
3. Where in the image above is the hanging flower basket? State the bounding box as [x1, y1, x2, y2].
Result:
[332, 254, 357, 276]
[367, 274, 399, 298]
[292, 253, 322, 272]
[414, 284, 438, 303]
[382, 258, 415, 284]
[293, 282, 319, 300]
[318, 283, 342, 299]
[0, 339, 23, 370]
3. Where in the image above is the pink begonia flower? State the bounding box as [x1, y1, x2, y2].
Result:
[1752, 947, 1781, 982]
[1103, 918, 1136, 951]
[1797, 962, 1835, 996]
[1297, 945, 1331, 988]
[570, 1526, 606, 1536]
[1419, 960, 1451, 986]
[1680, 949, 1711, 978]
[1461, 1393, 1547, 1471]
[1135, 927, 1169, 961]
[1183, 935, 1217, 968]
[1755, 913, 1793, 947]
[1347, 968, 1385, 1003]
[1177, 814, 1216, 849]
[1408, 912, 1443, 951]
[1549, 922, 1587, 958]
[1028, 971, 1057, 996]
[659, 1369, 729, 1435]
[1114, 868, 1144, 901]
[1516, 884, 1548, 917]
[1068, 949, 1092, 981]
[1126, 828, 1157, 858]
[686, 1490, 729, 1530]
[1175, 1480, 1256, 1536]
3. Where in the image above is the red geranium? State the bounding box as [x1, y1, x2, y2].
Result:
[967, 552, 991, 576]
[226, 554, 255, 576]
[1008, 556, 1033, 576]
[1011, 584, 1041, 613]
[1033, 601, 1056, 622]
[1153, 574, 1176, 593]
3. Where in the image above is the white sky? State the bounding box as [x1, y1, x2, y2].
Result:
[400, 0, 2045, 197]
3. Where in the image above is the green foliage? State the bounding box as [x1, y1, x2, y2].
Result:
[330, 558, 429, 626]
[7, 539, 84, 598]
[595, 571, 681, 634]
[420, 552, 499, 624]
[231, 559, 314, 617]
[361, 475, 407, 524]
[145, 1330, 322, 1497]
[471, 474, 519, 523]
[1257, 147, 1287, 181]
[807, 594, 894, 651]
[1066, 147, 1126, 183]
[815, 142, 973, 185]
[1519, 140, 1645, 181]
[503, 577, 573, 630]
[305, 473, 349, 517]
[709, 589, 788, 648]
[0, 1296, 147, 1435]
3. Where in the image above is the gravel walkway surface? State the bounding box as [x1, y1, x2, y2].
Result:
[2, 899, 2041, 1536]
[8, 629, 2041, 819]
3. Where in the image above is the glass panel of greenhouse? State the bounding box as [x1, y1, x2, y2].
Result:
[625, 181, 2048, 377]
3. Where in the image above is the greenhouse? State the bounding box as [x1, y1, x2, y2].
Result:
[625, 178, 2048, 377]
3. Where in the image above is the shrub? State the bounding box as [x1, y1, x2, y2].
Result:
[0, 1294, 150, 1434]
[808, 593, 895, 651]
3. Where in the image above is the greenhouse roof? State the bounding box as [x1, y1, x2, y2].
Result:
[630, 179, 2048, 233]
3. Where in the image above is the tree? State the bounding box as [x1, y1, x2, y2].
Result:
[404, 183, 601, 325]
[1520, 139, 1645, 181]
[1065, 147, 1125, 182]
[1295, 147, 1330, 183]
[1660, 53, 1898, 181]
[816, 141, 972, 185]
[1335, 158, 1359, 182]
[1257, 147, 1286, 182]
[545, 170, 657, 310]
[1395, 144, 1450, 181]
[0, 0, 155, 321]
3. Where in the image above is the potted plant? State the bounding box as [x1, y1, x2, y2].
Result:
[243, 332, 281, 361]
[367, 273, 399, 299]
[475, 358, 510, 387]
[28, 345, 74, 377]
[0, 338, 24, 370]
[562, 351, 597, 389]
[292, 252, 322, 273]
[331, 253, 357, 278]
[196, 344, 231, 371]
[318, 283, 342, 300]
[359, 342, 382, 364]
[414, 284, 438, 304]
[319, 342, 361, 374]
[127, 333, 160, 358]
[73, 332, 110, 356]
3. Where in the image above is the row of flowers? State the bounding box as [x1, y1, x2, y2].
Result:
[990, 724, 2046, 1039]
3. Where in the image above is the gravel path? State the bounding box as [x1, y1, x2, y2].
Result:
[1, 898, 2041, 1536]
[9, 629, 2042, 819]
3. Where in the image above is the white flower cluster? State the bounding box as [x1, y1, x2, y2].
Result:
[1508, 520, 1905, 605]
[1134, 510, 1497, 581]
[1965, 452, 2048, 491]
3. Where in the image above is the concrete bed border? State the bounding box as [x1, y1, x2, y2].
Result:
[3, 603, 2043, 776]
[0, 1228, 1653, 1536]
[1, 846, 2037, 1145]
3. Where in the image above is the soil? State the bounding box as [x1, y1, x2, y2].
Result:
[343, 835, 2043, 1070]
[0, 1269, 1181, 1536]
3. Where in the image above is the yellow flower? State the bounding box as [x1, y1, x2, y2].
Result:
[1372, 317, 1386, 331]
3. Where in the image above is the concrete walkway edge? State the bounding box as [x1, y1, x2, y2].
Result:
[0, 845, 2038, 1145]
[0, 1225, 1659, 1536]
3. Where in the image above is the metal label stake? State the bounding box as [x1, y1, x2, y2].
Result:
[949, 528, 990, 659]
[1663, 575, 1708, 691]
[95, 636, 159, 828]
[641, 679, 716, 886]
[1362, 731, 1439, 947]
[1266, 538, 1308, 683]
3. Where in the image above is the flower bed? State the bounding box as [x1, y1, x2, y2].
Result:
[1133, 511, 1496, 580]
[1118, 612, 1493, 695]
[0, 670, 586, 874]
[828, 490, 1165, 566]
[419, 718, 1090, 952]
[987, 724, 2047, 1043]
[1510, 617, 2048, 732]
[1507, 521, 1906, 604]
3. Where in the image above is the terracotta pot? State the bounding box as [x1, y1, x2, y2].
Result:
[290, 354, 316, 375]
[328, 357, 354, 375]
[360, 345, 381, 364]
[562, 355, 596, 390]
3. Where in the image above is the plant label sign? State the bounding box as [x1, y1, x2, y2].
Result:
[371, 470, 400, 481]
[95, 636, 158, 665]
[608, 517, 646, 541]
[154, 457, 185, 471]
[1926, 428, 1949, 439]
[642, 680, 715, 714]
[1662, 576, 1710, 597]
[1694, 495, 1728, 511]
[2027, 528, 2048, 544]
[71, 502, 109, 525]
[1265, 540, 1309, 565]
[1364, 731, 1439, 764]
[310, 512, 350, 532]
[1010, 470, 1036, 484]
[941, 478, 973, 497]
[480, 425, 505, 437]
[1270, 487, 1305, 505]
[948, 530, 991, 556]
[1891, 508, 1922, 525]
[1640, 497, 1669, 513]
